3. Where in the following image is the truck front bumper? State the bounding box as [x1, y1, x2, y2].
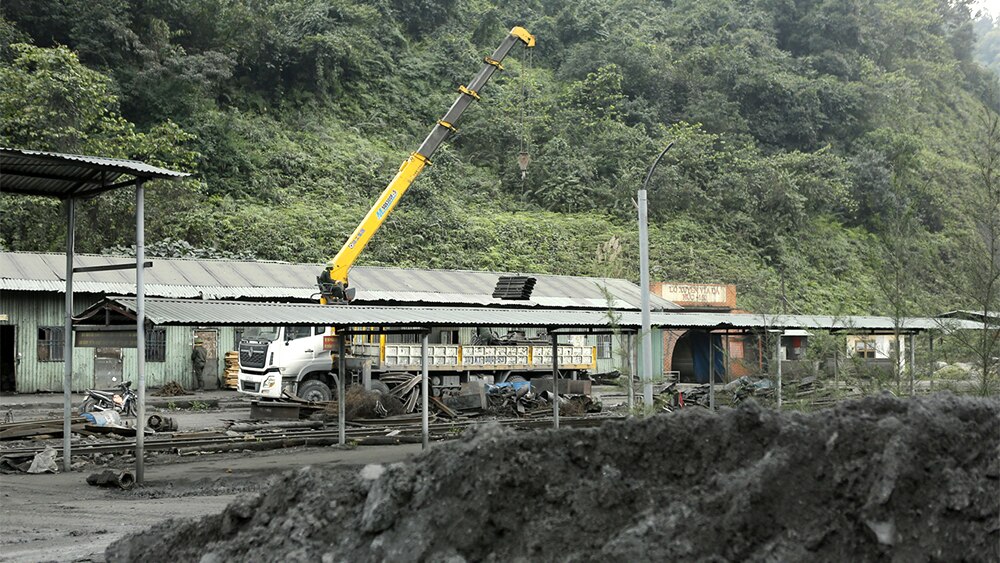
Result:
[236, 372, 283, 399]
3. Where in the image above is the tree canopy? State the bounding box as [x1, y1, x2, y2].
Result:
[1, 0, 998, 315]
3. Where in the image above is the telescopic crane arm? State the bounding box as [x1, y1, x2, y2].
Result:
[318, 26, 535, 304]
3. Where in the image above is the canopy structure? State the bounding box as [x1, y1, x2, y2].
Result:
[1, 147, 190, 481]
[1, 147, 188, 199]
[84, 297, 979, 334]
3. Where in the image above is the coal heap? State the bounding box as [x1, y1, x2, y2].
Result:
[107, 393, 1000, 562]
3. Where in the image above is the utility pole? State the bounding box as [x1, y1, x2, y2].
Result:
[639, 142, 673, 410]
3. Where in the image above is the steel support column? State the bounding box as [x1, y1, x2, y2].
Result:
[63, 198, 75, 473]
[552, 334, 559, 429]
[928, 332, 935, 391]
[629, 331, 637, 412]
[135, 182, 146, 483]
[338, 335, 346, 446]
[421, 333, 429, 449]
[908, 333, 916, 395]
[708, 331, 715, 411]
[775, 332, 783, 410]
[724, 330, 731, 389]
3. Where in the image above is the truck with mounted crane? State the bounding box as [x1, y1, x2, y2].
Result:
[236, 27, 598, 403]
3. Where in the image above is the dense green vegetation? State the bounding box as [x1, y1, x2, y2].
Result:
[1, 0, 998, 316]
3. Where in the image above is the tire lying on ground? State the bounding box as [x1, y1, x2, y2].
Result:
[106, 393, 1000, 562]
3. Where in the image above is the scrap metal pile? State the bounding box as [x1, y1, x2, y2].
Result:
[286, 378, 601, 421]
[658, 375, 855, 410]
[107, 393, 999, 562]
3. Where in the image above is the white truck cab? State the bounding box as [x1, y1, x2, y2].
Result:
[237, 326, 333, 399]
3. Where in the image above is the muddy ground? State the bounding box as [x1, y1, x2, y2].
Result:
[0, 443, 421, 562]
[0, 392, 423, 562]
[108, 393, 999, 562]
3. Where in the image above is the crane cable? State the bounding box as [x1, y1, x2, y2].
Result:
[517, 45, 532, 181]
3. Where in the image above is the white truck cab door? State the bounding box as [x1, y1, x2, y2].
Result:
[282, 326, 318, 360]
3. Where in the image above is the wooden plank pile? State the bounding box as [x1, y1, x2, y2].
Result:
[0, 416, 88, 440]
[223, 351, 240, 389]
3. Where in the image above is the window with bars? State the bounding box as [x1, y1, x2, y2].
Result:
[597, 334, 613, 359]
[854, 340, 877, 359]
[37, 326, 64, 361]
[146, 328, 167, 362]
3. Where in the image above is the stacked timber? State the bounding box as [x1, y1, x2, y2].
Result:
[223, 351, 240, 389]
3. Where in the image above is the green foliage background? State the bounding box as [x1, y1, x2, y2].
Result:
[1, 0, 999, 314]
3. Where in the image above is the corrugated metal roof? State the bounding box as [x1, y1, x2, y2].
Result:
[0, 252, 678, 311]
[937, 310, 1000, 322]
[647, 312, 978, 332]
[97, 298, 976, 333]
[103, 298, 628, 328]
[1, 148, 189, 199]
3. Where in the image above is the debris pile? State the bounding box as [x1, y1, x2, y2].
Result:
[381, 373, 424, 413]
[339, 386, 404, 421]
[108, 393, 999, 562]
[0, 416, 88, 440]
[484, 381, 544, 416]
[152, 381, 192, 397]
[657, 376, 863, 411]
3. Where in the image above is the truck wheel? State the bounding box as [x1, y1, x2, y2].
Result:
[297, 380, 333, 402]
[370, 380, 391, 395]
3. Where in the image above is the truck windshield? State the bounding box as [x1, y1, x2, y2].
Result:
[243, 327, 280, 342]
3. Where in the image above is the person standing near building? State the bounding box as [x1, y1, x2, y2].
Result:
[191, 339, 206, 391]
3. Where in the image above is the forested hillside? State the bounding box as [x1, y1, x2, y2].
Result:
[1, 0, 998, 316]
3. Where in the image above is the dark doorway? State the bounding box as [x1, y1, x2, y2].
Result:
[0, 325, 14, 392]
[672, 333, 695, 383]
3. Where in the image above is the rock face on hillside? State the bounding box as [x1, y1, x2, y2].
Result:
[108, 394, 1000, 562]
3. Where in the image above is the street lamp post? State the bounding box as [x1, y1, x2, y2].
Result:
[639, 141, 673, 410]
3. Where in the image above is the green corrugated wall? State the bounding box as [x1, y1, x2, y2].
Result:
[0, 290, 237, 392]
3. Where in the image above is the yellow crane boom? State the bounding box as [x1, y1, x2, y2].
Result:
[318, 26, 535, 304]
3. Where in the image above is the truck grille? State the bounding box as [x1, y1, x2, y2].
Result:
[241, 380, 261, 393]
[239, 343, 267, 369]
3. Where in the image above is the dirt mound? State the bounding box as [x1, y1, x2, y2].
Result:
[107, 394, 1000, 562]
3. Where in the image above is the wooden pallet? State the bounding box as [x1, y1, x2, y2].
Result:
[223, 351, 240, 389]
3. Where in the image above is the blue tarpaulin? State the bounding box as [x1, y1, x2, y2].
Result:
[690, 332, 725, 384]
[485, 381, 531, 394]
